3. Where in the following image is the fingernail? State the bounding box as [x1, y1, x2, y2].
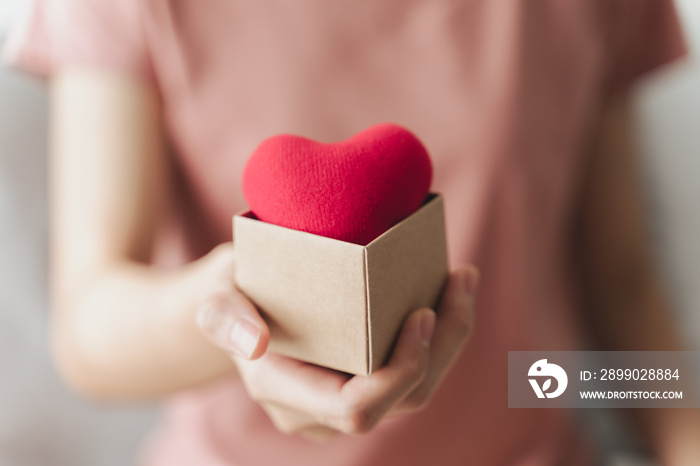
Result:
[460, 267, 480, 296]
[230, 319, 261, 358]
[419, 310, 436, 347]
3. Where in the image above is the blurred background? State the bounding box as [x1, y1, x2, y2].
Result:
[0, 2, 159, 466]
[0, 1, 698, 465]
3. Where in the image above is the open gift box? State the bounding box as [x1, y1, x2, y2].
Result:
[232, 193, 448, 375]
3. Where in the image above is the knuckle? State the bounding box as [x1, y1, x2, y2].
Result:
[404, 355, 429, 385]
[401, 389, 431, 412]
[207, 243, 236, 282]
[200, 291, 235, 314]
[237, 367, 268, 402]
[299, 427, 339, 443]
[340, 404, 377, 435]
[205, 291, 230, 306]
[212, 242, 234, 258]
[404, 364, 422, 386]
[446, 307, 474, 341]
[246, 386, 266, 404]
[270, 417, 297, 435]
[262, 405, 301, 435]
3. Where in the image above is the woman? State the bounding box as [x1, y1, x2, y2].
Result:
[4, 0, 699, 464]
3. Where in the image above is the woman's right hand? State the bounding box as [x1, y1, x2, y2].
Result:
[193, 242, 272, 361]
[196, 253, 478, 442]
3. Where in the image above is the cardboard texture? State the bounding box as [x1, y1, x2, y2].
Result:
[233, 193, 448, 375]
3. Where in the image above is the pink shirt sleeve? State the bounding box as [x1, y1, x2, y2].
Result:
[2, 0, 152, 81]
[599, 0, 688, 92]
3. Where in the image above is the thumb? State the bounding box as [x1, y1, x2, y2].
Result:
[196, 291, 270, 360]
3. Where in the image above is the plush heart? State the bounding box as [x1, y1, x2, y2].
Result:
[242, 123, 433, 245]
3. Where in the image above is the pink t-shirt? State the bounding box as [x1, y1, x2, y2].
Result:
[4, 1, 687, 464]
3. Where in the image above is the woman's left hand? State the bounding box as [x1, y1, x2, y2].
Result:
[232, 265, 479, 442]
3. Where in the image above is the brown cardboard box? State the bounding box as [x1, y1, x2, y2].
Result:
[232, 193, 448, 375]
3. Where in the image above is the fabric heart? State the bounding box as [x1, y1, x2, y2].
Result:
[242, 123, 433, 245]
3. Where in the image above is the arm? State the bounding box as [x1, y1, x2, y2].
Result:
[49, 66, 479, 436]
[49, 67, 270, 399]
[576, 91, 700, 464]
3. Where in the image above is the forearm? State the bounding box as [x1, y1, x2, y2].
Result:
[51, 250, 236, 400]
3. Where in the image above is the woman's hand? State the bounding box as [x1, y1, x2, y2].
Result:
[196, 258, 479, 441]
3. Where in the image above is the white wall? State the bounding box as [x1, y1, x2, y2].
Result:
[635, 0, 700, 349]
[0, 0, 30, 39]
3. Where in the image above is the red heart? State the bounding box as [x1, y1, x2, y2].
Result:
[242, 123, 433, 245]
